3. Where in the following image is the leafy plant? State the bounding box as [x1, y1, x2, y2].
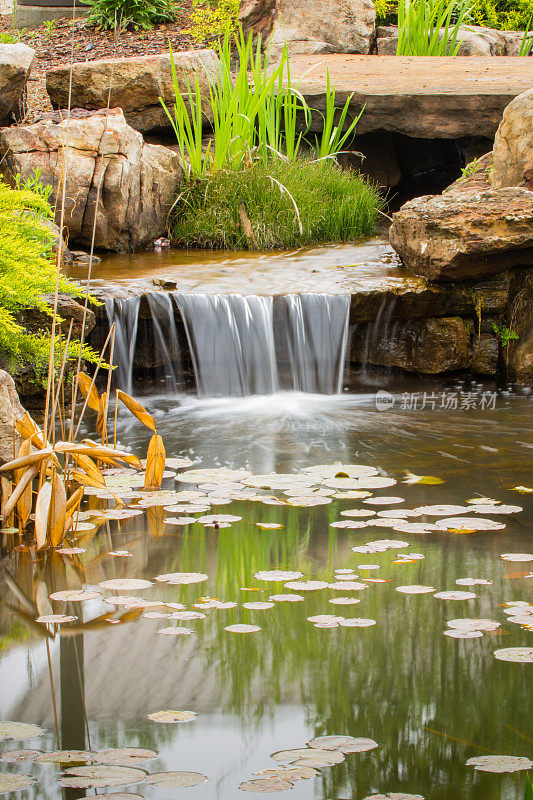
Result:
[460, 157, 482, 178]
[315, 70, 363, 160]
[85, 0, 178, 30]
[471, 0, 533, 30]
[397, 0, 473, 55]
[184, 0, 239, 44]
[0, 176, 98, 384]
[171, 157, 382, 250]
[0, 31, 22, 43]
[492, 321, 519, 347]
[525, 774, 533, 800]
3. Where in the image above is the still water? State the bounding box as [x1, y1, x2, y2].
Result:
[1, 383, 532, 800]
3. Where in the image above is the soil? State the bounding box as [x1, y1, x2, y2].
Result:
[0, 4, 198, 121]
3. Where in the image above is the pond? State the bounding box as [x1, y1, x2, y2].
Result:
[1, 380, 532, 800]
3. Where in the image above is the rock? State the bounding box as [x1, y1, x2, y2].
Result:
[506, 268, 533, 383]
[352, 317, 471, 373]
[70, 250, 102, 266]
[471, 333, 499, 375]
[0, 108, 184, 251]
[0, 369, 24, 465]
[444, 151, 493, 194]
[0, 43, 34, 125]
[241, 0, 375, 59]
[18, 293, 96, 340]
[389, 187, 533, 281]
[46, 50, 220, 134]
[492, 88, 533, 189]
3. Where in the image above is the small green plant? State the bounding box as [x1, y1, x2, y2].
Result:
[460, 157, 483, 179]
[397, 0, 473, 54]
[518, 21, 533, 54]
[172, 157, 382, 250]
[0, 31, 22, 44]
[184, 0, 239, 45]
[525, 774, 533, 800]
[492, 321, 519, 347]
[42, 19, 57, 35]
[0, 176, 98, 384]
[85, 0, 178, 30]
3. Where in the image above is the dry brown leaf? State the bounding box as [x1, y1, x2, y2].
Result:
[35, 481, 52, 549]
[77, 373, 100, 412]
[0, 448, 53, 474]
[15, 440, 33, 527]
[96, 391, 109, 439]
[71, 453, 105, 486]
[117, 391, 156, 432]
[15, 412, 45, 448]
[65, 486, 85, 518]
[49, 472, 67, 547]
[145, 434, 166, 490]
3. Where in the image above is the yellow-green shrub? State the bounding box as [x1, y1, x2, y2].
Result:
[0, 175, 98, 384]
[184, 0, 239, 45]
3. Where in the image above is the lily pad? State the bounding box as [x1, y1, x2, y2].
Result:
[94, 749, 158, 766]
[307, 735, 378, 753]
[0, 722, 46, 742]
[155, 573, 208, 584]
[396, 586, 435, 595]
[433, 591, 477, 600]
[224, 624, 261, 633]
[254, 571, 303, 582]
[144, 771, 207, 788]
[49, 590, 101, 602]
[0, 774, 36, 794]
[0, 750, 42, 762]
[37, 750, 94, 763]
[443, 629, 483, 639]
[271, 748, 332, 763]
[147, 710, 197, 723]
[494, 647, 533, 663]
[157, 627, 194, 636]
[434, 517, 505, 531]
[339, 618, 376, 627]
[98, 579, 152, 591]
[239, 779, 295, 792]
[363, 795, 425, 800]
[329, 597, 361, 605]
[269, 594, 304, 602]
[466, 755, 533, 772]
[243, 602, 274, 610]
[36, 614, 77, 624]
[501, 553, 533, 562]
[284, 580, 329, 591]
[60, 765, 146, 788]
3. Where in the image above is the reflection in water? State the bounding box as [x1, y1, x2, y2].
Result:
[0, 385, 532, 800]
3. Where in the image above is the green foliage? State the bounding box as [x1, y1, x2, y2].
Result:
[184, 0, 239, 44]
[171, 157, 382, 250]
[397, 0, 473, 55]
[377, 0, 533, 27]
[0, 176, 98, 384]
[85, 0, 178, 30]
[0, 31, 22, 43]
[460, 157, 482, 178]
[525, 774, 533, 800]
[471, 0, 533, 29]
[492, 321, 519, 347]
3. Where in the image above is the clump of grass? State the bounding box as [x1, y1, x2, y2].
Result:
[172, 158, 382, 250]
[397, 0, 473, 55]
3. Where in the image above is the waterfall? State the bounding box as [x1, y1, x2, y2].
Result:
[145, 292, 183, 393]
[105, 296, 140, 395]
[176, 294, 277, 397]
[277, 294, 350, 394]
[102, 292, 350, 398]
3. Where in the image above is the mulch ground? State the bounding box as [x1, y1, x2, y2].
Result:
[0, 5, 198, 121]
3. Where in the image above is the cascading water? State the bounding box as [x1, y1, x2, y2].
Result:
[277, 294, 350, 394]
[105, 296, 141, 395]
[104, 292, 350, 398]
[175, 294, 277, 398]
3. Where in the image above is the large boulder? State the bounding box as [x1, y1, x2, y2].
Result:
[0, 43, 35, 125]
[0, 108, 184, 251]
[492, 88, 533, 189]
[240, 0, 375, 59]
[46, 50, 220, 134]
[352, 317, 472, 373]
[389, 187, 533, 281]
[0, 369, 24, 465]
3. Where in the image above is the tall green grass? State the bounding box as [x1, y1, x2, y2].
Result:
[172, 158, 382, 250]
[161, 29, 362, 180]
[397, 0, 473, 54]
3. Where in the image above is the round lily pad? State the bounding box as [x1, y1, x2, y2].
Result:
[0, 722, 46, 741]
[225, 624, 261, 633]
[98, 579, 152, 591]
[0, 750, 42, 762]
[494, 647, 533, 663]
[466, 755, 533, 772]
[147, 710, 197, 723]
[60, 765, 146, 788]
[239, 778, 295, 792]
[37, 750, 94, 763]
[254, 571, 303, 582]
[0, 774, 36, 794]
[94, 749, 158, 766]
[144, 771, 207, 787]
[49, 590, 101, 602]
